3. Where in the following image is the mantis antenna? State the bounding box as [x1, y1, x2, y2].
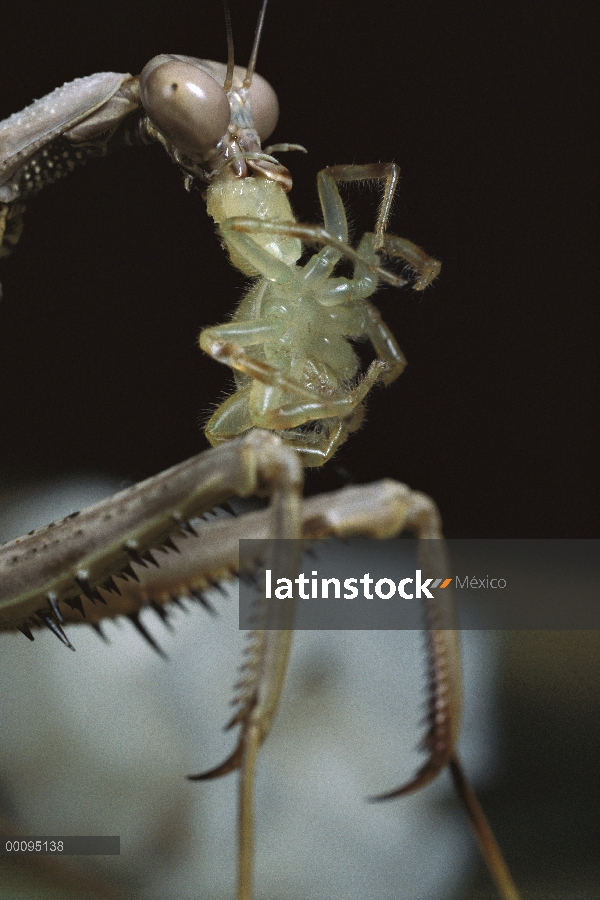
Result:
[222, 0, 236, 92]
[244, 0, 269, 88]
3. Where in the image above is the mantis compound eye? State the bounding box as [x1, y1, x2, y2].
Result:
[244, 71, 279, 143]
[140, 55, 231, 160]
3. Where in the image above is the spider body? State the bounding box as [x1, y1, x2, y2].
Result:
[200, 166, 439, 466]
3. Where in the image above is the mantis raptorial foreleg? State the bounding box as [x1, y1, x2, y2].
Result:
[179, 476, 461, 900]
[0, 430, 303, 637]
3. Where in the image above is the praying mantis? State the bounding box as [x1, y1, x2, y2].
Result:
[0, 1, 525, 898]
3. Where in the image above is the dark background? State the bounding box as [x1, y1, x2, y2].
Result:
[0, 0, 596, 539]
